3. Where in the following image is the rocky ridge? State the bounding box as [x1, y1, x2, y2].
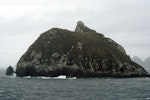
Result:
[16, 21, 149, 78]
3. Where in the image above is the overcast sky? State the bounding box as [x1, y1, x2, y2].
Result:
[0, 0, 150, 68]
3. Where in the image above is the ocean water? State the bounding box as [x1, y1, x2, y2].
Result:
[0, 76, 150, 100]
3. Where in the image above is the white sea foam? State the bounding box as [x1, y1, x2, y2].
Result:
[67, 77, 76, 80]
[54, 75, 66, 79]
[54, 75, 76, 79]
[13, 73, 16, 76]
[22, 75, 76, 80]
[146, 97, 150, 100]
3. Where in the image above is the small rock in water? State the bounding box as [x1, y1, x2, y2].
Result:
[6, 66, 14, 76]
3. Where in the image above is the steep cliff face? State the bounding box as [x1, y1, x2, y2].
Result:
[16, 21, 149, 77]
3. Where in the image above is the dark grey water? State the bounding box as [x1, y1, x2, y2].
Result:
[0, 76, 150, 100]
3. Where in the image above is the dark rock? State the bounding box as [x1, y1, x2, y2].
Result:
[16, 21, 149, 78]
[6, 66, 14, 76]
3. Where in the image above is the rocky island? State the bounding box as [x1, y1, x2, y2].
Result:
[16, 21, 150, 78]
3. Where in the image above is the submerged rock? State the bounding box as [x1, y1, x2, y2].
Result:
[16, 21, 149, 78]
[6, 66, 14, 76]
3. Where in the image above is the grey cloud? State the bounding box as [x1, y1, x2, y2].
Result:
[0, 0, 150, 68]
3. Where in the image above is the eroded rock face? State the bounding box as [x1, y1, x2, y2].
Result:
[105, 38, 126, 54]
[16, 21, 149, 77]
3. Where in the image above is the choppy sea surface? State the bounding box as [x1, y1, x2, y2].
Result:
[0, 75, 150, 100]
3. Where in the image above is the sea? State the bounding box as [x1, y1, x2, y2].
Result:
[0, 71, 150, 100]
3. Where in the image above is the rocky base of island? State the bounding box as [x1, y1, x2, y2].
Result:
[16, 67, 150, 78]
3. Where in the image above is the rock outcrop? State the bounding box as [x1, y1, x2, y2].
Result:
[16, 21, 149, 77]
[6, 66, 14, 76]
